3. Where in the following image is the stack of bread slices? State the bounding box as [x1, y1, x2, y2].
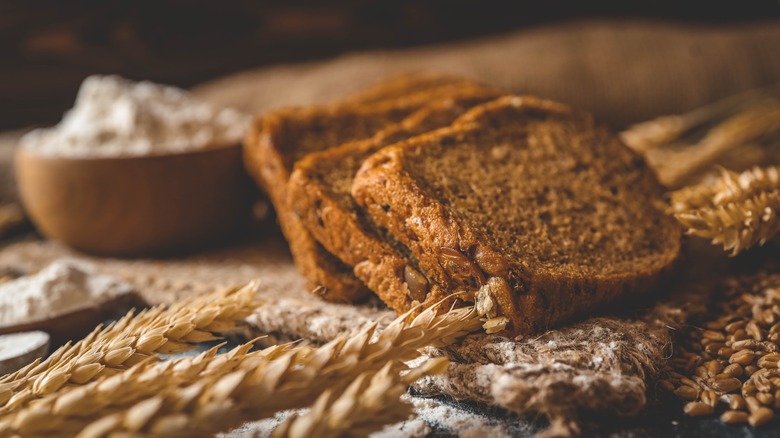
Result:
[244, 74, 682, 335]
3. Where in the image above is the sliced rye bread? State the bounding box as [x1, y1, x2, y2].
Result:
[288, 88, 502, 312]
[243, 75, 492, 302]
[352, 96, 682, 333]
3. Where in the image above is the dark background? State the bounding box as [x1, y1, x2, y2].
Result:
[1, 0, 779, 131]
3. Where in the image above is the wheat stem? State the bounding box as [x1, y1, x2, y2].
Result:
[621, 84, 780, 153]
[620, 85, 780, 189]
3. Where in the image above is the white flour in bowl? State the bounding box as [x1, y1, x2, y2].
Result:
[21, 75, 249, 157]
[0, 259, 134, 326]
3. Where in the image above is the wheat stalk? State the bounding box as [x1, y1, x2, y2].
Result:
[622, 98, 779, 154]
[671, 166, 780, 255]
[0, 282, 261, 414]
[620, 86, 780, 189]
[0, 303, 479, 437]
[660, 103, 780, 188]
[621, 84, 780, 153]
[273, 357, 449, 438]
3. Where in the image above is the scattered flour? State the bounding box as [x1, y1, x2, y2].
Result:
[219, 410, 302, 438]
[0, 259, 134, 326]
[397, 396, 517, 438]
[220, 395, 521, 438]
[21, 75, 248, 157]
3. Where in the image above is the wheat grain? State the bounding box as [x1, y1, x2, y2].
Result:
[684, 401, 714, 416]
[749, 407, 774, 427]
[663, 273, 780, 428]
[721, 410, 749, 425]
[0, 302, 479, 437]
[0, 282, 261, 415]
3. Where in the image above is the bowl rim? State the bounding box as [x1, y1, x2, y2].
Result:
[16, 141, 242, 162]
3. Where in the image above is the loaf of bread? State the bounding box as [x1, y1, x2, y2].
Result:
[243, 74, 492, 302]
[352, 95, 682, 333]
[288, 87, 501, 311]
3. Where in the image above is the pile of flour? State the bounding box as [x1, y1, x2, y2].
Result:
[21, 75, 249, 157]
[0, 260, 134, 326]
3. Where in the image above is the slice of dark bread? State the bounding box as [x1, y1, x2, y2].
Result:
[352, 96, 682, 333]
[243, 75, 492, 302]
[288, 88, 501, 312]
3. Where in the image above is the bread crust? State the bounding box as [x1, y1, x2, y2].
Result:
[244, 112, 368, 301]
[352, 96, 682, 333]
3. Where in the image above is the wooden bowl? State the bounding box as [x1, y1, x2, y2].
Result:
[15, 145, 251, 257]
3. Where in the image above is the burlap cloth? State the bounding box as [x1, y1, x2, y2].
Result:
[2, 19, 780, 436]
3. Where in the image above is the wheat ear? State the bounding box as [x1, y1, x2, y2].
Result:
[0, 282, 261, 414]
[671, 166, 780, 255]
[0, 341, 275, 437]
[0, 304, 479, 437]
[273, 357, 450, 438]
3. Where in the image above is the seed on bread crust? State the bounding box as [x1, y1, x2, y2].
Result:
[403, 265, 429, 302]
[439, 246, 485, 290]
[476, 285, 496, 319]
[483, 316, 509, 334]
[476, 277, 511, 320]
[473, 245, 509, 276]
